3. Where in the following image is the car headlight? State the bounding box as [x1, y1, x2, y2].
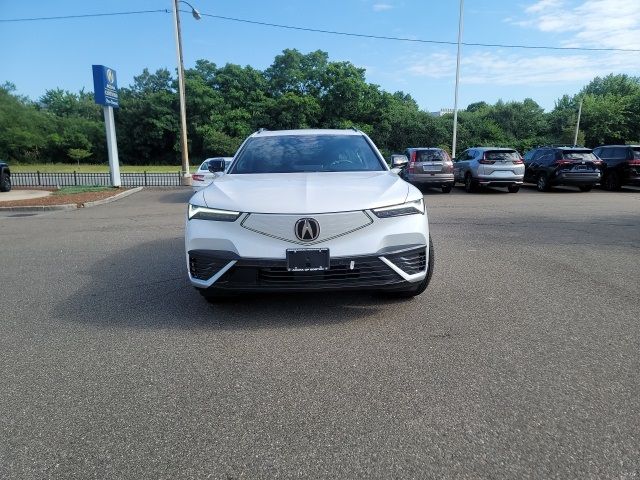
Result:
[372, 198, 425, 218]
[188, 204, 241, 221]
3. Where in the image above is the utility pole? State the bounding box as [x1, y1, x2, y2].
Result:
[451, 0, 464, 158]
[172, 0, 201, 186]
[573, 98, 583, 146]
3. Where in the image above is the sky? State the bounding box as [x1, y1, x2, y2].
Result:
[1, 0, 639, 112]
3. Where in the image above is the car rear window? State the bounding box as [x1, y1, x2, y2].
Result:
[632, 148, 640, 159]
[561, 150, 596, 161]
[230, 135, 385, 174]
[484, 150, 519, 161]
[415, 150, 448, 162]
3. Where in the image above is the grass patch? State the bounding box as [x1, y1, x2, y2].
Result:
[10, 163, 198, 173]
[53, 186, 113, 195]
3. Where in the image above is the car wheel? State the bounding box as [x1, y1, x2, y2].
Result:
[603, 172, 621, 191]
[464, 173, 478, 193]
[536, 173, 550, 192]
[507, 184, 520, 193]
[384, 234, 434, 299]
[0, 172, 10, 192]
[579, 185, 593, 192]
[441, 185, 452, 194]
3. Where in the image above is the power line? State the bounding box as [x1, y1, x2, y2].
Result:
[2, 8, 639, 53]
[200, 13, 640, 53]
[0, 9, 169, 22]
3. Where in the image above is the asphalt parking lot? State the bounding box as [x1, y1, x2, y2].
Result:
[1, 185, 639, 479]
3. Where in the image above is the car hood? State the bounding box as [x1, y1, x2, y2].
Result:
[192, 171, 412, 214]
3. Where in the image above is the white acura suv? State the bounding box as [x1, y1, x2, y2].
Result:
[185, 129, 433, 301]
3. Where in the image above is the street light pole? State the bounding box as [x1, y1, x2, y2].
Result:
[451, 0, 464, 159]
[172, 0, 200, 186]
[573, 97, 583, 146]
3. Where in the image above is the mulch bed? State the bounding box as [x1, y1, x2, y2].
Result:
[0, 188, 127, 208]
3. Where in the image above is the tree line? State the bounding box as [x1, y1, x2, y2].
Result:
[1, 49, 639, 166]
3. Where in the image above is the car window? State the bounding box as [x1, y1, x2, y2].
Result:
[562, 150, 597, 161]
[484, 150, 519, 161]
[230, 135, 385, 174]
[416, 150, 446, 161]
[632, 147, 640, 159]
[611, 147, 628, 159]
[199, 161, 210, 170]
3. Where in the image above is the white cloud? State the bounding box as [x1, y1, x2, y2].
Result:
[372, 3, 393, 12]
[513, 0, 640, 49]
[403, 49, 637, 86]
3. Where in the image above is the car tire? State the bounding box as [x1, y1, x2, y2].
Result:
[507, 185, 520, 193]
[384, 234, 434, 299]
[536, 173, 550, 192]
[603, 172, 621, 191]
[0, 172, 11, 192]
[464, 173, 478, 193]
[579, 185, 593, 192]
[441, 185, 452, 194]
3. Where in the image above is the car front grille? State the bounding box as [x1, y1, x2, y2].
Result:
[217, 256, 404, 291]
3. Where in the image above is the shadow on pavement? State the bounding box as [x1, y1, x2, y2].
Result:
[54, 237, 399, 331]
[154, 188, 194, 204]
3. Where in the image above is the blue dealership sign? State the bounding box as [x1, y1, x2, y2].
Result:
[92, 65, 119, 108]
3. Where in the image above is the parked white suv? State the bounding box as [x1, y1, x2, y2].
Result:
[453, 147, 525, 193]
[185, 129, 434, 301]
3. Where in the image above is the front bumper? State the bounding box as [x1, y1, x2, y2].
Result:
[187, 245, 427, 292]
[185, 208, 429, 291]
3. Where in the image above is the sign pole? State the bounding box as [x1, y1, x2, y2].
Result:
[92, 64, 121, 188]
[103, 106, 121, 187]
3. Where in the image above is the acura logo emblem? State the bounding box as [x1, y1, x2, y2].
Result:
[294, 218, 320, 241]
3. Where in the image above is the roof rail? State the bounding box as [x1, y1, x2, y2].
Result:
[537, 144, 585, 148]
[349, 126, 359, 132]
[256, 128, 268, 134]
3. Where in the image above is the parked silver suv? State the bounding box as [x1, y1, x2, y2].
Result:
[453, 147, 525, 193]
[400, 148, 455, 193]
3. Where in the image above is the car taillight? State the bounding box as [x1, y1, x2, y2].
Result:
[192, 174, 205, 181]
[513, 157, 524, 164]
[479, 154, 495, 165]
[408, 151, 417, 173]
[442, 161, 453, 173]
[553, 160, 573, 166]
[628, 159, 640, 165]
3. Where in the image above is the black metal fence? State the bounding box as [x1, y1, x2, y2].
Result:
[12, 171, 184, 187]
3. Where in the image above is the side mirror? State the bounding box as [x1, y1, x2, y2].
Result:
[390, 154, 409, 168]
[207, 159, 226, 173]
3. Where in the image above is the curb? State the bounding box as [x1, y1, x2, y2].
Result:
[81, 186, 143, 208]
[0, 204, 78, 212]
[0, 187, 143, 212]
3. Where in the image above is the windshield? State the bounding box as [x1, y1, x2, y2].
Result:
[485, 150, 519, 161]
[230, 135, 385, 174]
[562, 151, 597, 161]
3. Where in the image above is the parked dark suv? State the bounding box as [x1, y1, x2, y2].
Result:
[0, 161, 10, 192]
[523, 146, 602, 192]
[592, 145, 640, 190]
[400, 147, 455, 193]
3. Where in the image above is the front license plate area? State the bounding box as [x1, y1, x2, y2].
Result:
[287, 248, 330, 272]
